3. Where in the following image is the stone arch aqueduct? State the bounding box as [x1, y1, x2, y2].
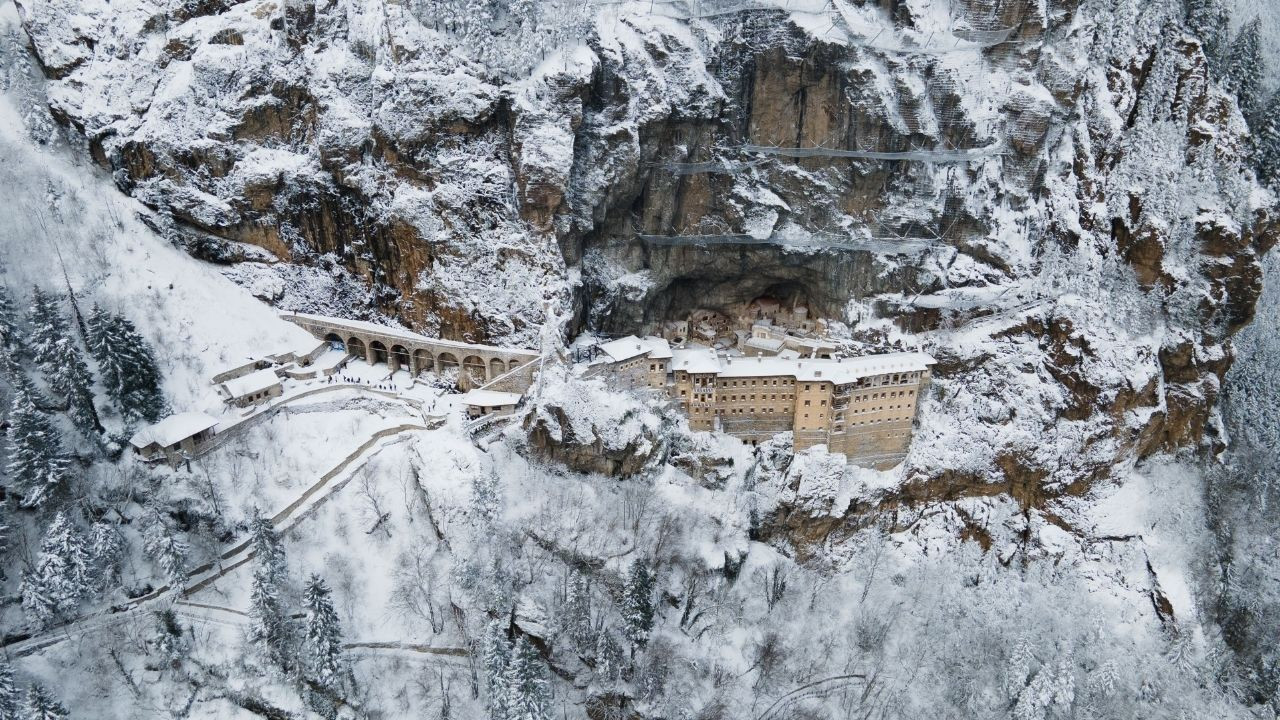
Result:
[283, 313, 539, 388]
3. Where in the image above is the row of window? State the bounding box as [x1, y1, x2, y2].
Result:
[720, 378, 796, 388]
[849, 404, 911, 414]
[852, 389, 915, 401]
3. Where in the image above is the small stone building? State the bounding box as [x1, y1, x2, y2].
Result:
[129, 412, 220, 461]
[594, 336, 671, 388]
[459, 390, 522, 419]
[219, 368, 283, 407]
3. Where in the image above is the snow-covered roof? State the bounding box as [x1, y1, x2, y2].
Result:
[790, 336, 839, 350]
[459, 390, 523, 407]
[598, 335, 672, 363]
[129, 412, 219, 449]
[722, 352, 935, 382]
[745, 336, 786, 352]
[220, 368, 282, 398]
[310, 349, 349, 371]
[671, 347, 722, 374]
[672, 349, 936, 383]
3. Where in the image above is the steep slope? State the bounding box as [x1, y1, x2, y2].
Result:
[12, 0, 1275, 512]
[0, 0, 314, 408]
[1, 1, 1279, 717]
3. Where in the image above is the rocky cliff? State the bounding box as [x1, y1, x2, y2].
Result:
[12, 0, 1276, 528]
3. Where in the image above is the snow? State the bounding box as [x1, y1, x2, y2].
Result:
[284, 311, 539, 355]
[669, 347, 935, 383]
[0, 3, 317, 412]
[0, 0, 1274, 716]
[596, 334, 671, 363]
[127, 411, 219, 449]
[218, 367, 282, 399]
[459, 389, 522, 408]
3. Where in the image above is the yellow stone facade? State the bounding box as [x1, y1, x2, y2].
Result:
[664, 350, 934, 466]
[593, 336, 934, 467]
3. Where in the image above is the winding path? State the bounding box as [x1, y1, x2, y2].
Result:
[2, 418, 430, 658]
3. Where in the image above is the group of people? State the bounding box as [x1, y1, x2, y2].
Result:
[327, 374, 398, 392]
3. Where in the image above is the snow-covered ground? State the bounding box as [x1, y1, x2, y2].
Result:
[0, 0, 1276, 716]
[0, 3, 314, 411]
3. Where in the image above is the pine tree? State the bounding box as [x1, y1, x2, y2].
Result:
[45, 338, 99, 438]
[0, 659, 20, 720]
[470, 473, 500, 525]
[1225, 18, 1265, 126]
[621, 558, 655, 650]
[303, 574, 345, 691]
[20, 512, 90, 627]
[0, 287, 22, 353]
[1255, 92, 1280, 187]
[247, 510, 292, 671]
[86, 305, 115, 386]
[482, 620, 512, 720]
[505, 636, 551, 720]
[87, 521, 125, 592]
[154, 609, 191, 667]
[249, 509, 286, 585]
[249, 563, 292, 670]
[1, 350, 43, 410]
[593, 630, 623, 688]
[20, 685, 67, 720]
[141, 503, 187, 586]
[562, 571, 593, 653]
[87, 306, 166, 424]
[6, 390, 71, 508]
[1185, 0, 1229, 74]
[26, 288, 69, 374]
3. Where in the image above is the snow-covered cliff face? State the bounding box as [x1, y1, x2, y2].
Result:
[12, 0, 1277, 508]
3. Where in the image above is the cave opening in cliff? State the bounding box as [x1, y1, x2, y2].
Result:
[639, 277, 830, 337]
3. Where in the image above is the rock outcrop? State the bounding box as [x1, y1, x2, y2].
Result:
[14, 0, 1277, 528]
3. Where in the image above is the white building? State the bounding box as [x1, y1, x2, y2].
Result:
[129, 412, 220, 461]
[219, 368, 283, 407]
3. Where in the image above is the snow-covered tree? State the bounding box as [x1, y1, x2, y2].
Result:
[87, 306, 166, 424]
[249, 510, 286, 585]
[622, 557, 655, 649]
[141, 503, 188, 586]
[20, 512, 90, 627]
[562, 570, 593, 653]
[44, 338, 99, 438]
[1254, 92, 1280, 187]
[248, 510, 292, 670]
[1, 349, 43, 409]
[303, 574, 345, 690]
[20, 684, 67, 720]
[470, 473, 501, 525]
[593, 630, 623, 688]
[1185, 0, 1229, 74]
[249, 562, 292, 670]
[6, 390, 71, 508]
[26, 288, 69, 373]
[0, 287, 22, 353]
[1224, 18, 1265, 125]
[482, 620, 512, 720]
[1012, 660, 1076, 720]
[154, 609, 191, 668]
[0, 660, 19, 720]
[505, 636, 551, 720]
[87, 520, 125, 592]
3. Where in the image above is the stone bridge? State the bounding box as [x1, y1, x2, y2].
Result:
[282, 312, 539, 389]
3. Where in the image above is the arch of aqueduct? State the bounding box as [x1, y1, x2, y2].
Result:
[283, 312, 539, 389]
